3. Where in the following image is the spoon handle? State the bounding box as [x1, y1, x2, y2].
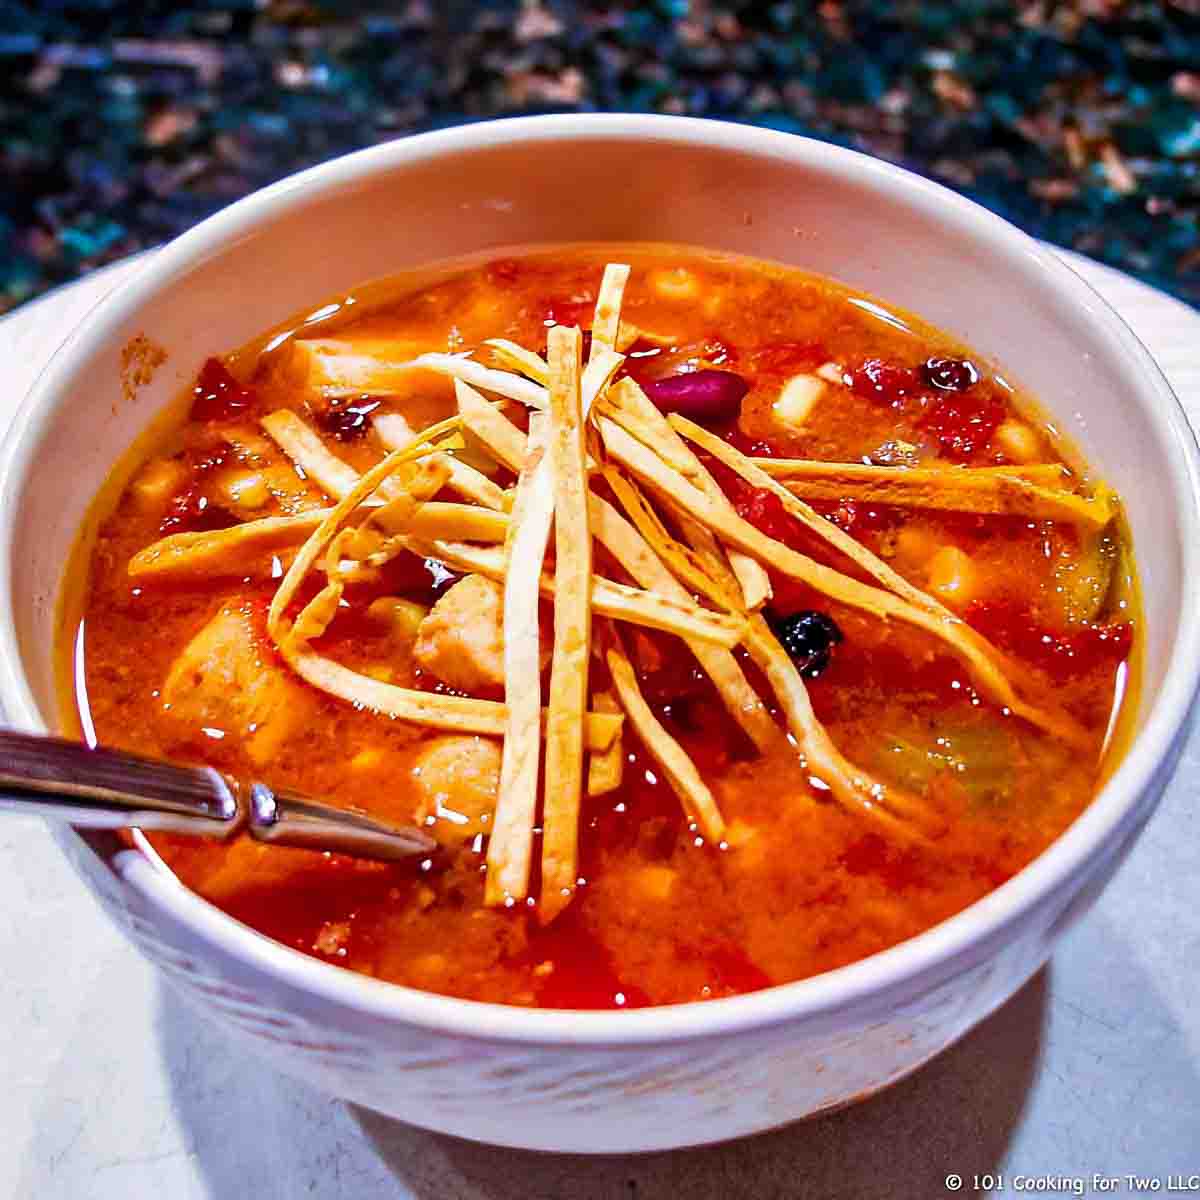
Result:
[0, 730, 238, 834]
[0, 730, 438, 861]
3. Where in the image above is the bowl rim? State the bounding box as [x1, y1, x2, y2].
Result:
[3, 112, 1199, 1046]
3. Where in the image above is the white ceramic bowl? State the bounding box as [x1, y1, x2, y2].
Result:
[1, 115, 1198, 1153]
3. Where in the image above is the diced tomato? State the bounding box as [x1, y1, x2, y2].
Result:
[717, 422, 777, 459]
[530, 910, 652, 1010]
[158, 485, 237, 535]
[968, 601, 1134, 682]
[702, 944, 773, 997]
[541, 298, 593, 328]
[751, 340, 827, 375]
[372, 551, 461, 604]
[840, 832, 926, 891]
[809, 498, 901, 536]
[847, 358, 923, 406]
[920, 391, 1006, 461]
[190, 357, 255, 423]
[316, 397, 381, 442]
[627, 628, 706, 705]
[485, 258, 522, 285]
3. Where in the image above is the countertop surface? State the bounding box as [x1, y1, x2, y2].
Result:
[1, 251, 1198, 1198]
[4, 5, 1200, 314]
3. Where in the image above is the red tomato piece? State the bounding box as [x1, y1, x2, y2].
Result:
[190, 357, 255, 423]
[920, 391, 1006, 461]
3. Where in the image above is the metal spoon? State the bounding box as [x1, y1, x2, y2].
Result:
[0, 730, 437, 863]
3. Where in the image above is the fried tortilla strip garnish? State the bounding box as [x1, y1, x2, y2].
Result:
[401, 502, 508, 543]
[604, 378, 773, 610]
[598, 414, 1090, 748]
[604, 623, 726, 843]
[482, 338, 549, 386]
[767, 460, 1113, 527]
[267, 416, 461, 644]
[415, 538, 745, 647]
[587, 488, 783, 754]
[258, 412, 622, 749]
[485, 411, 555, 907]
[741, 616, 937, 842]
[455, 380, 527, 473]
[373, 410, 510, 512]
[287, 646, 622, 749]
[757, 458, 1069, 487]
[128, 511, 330, 580]
[586, 687, 625, 796]
[261, 409, 365, 500]
[589, 263, 631, 358]
[453, 384, 779, 750]
[741, 450, 1107, 529]
[670, 414, 960, 623]
[396, 352, 549, 409]
[602, 464, 745, 613]
[541, 325, 592, 923]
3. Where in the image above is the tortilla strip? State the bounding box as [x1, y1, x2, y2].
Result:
[267, 416, 459, 646]
[602, 464, 745, 613]
[604, 624, 726, 843]
[745, 456, 1109, 526]
[373, 410, 510, 512]
[598, 415, 1089, 747]
[397, 352, 549, 409]
[261, 408, 418, 509]
[486, 411, 556, 907]
[482, 338, 549, 385]
[128, 512, 330, 580]
[590, 263, 631, 358]
[757, 459, 1070, 486]
[415, 537, 745, 648]
[261, 410, 364, 499]
[455, 380, 526, 473]
[541, 325, 591, 923]
[453, 384, 779, 749]
[670, 414, 959, 624]
[740, 617, 935, 841]
[605, 378, 772, 610]
[257, 410, 623, 749]
[403, 502, 508, 543]
[285, 646, 622, 750]
[580, 347, 626, 414]
[586, 688, 625, 796]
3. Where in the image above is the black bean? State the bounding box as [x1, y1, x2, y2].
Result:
[922, 357, 979, 392]
[769, 610, 844, 678]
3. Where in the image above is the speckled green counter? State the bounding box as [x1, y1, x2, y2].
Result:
[2, 1, 1199, 314]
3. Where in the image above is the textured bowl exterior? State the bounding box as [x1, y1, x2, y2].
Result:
[2, 116, 1198, 1152]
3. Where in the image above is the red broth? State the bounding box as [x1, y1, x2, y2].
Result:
[59, 246, 1138, 1008]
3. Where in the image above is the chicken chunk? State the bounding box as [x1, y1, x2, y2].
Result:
[161, 603, 314, 765]
[413, 574, 507, 693]
[409, 735, 502, 843]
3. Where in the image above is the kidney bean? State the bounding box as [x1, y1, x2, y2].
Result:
[643, 369, 749, 423]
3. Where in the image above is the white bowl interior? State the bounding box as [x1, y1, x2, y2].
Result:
[6, 121, 1187, 744]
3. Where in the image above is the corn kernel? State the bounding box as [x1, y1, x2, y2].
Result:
[995, 419, 1043, 464]
[927, 545, 978, 607]
[130, 458, 186, 507]
[772, 373, 826, 431]
[366, 596, 429, 638]
[634, 865, 678, 903]
[222, 470, 270, 509]
[350, 747, 384, 772]
[650, 267, 701, 302]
